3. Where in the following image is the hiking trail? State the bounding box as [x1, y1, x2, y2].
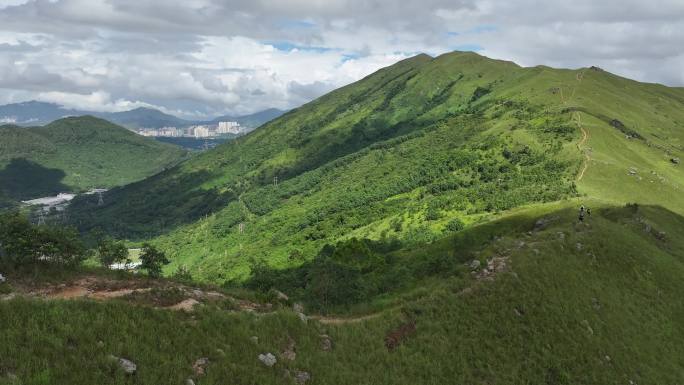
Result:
[575, 112, 591, 181]
[310, 312, 387, 325]
[558, 69, 591, 181]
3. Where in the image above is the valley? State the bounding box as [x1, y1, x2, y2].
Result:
[0, 116, 186, 207]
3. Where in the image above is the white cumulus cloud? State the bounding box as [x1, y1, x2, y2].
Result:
[0, 0, 681, 118]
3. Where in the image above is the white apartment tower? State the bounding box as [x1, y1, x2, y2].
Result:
[193, 125, 211, 138]
[217, 121, 240, 134]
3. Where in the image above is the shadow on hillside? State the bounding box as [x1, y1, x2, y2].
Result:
[0, 158, 70, 200]
[240, 202, 684, 313]
[68, 167, 235, 240]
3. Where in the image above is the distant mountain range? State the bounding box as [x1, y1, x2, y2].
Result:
[0, 101, 285, 130]
[106, 107, 189, 129]
[208, 108, 285, 128]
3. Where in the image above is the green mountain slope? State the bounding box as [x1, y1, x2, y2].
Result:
[69, 52, 684, 282]
[3, 202, 683, 384]
[0, 116, 186, 201]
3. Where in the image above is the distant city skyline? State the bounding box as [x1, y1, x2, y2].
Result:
[0, 0, 682, 119]
[137, 121, 245, 138]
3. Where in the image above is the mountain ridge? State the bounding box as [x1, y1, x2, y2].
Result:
[0, 101, 285, 129]
[66, 50, 684, 283]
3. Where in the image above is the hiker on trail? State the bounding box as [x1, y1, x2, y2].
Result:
[578, 205, 586, 222]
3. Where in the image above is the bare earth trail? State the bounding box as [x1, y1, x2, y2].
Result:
[41, 277, 148, 300]
[2, 275, 265, 312]
[558, 69, 591, 182]
[575, 113, 591, 181]
[309, 312, 388, 325]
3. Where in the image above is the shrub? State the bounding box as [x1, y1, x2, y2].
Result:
[288, 249, 305, 263]
[330, 238, 377, 269]
[172, 265, 193, 282]
[425, 206, 441, 221]
[404, 225, 437, 245]
[445, 218, 465, 232]
[391, 218, 403, 232]
[470, 86, 491, 102]
[0, 282, 12, 294]
[97, 238, 129, 269]
[305, 258, 362, 308]
[0, 212, 86, 268]
[0, 213, 37, 266]
[139, 243, 170, 278]
[34, 225, 87, 267]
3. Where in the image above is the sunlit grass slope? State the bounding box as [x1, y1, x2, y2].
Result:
[3, 202, 683, 384]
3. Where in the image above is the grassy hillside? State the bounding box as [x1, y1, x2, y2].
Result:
[2, 202, 683, 384]
[69, 52, 684, 283]
[4, 51, 684, 384]
[0, 116, 186, 201]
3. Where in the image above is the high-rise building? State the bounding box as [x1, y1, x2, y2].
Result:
[217, 121, 240, 134]
[192, 125, 211, 138]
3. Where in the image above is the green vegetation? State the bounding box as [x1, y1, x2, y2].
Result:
[0, 116, 186, 202]
[96, 238, 129, 269]
[69, 52, 590, 281]
[2, 203, 683, 384]
[2, 52, 683, 383]
[154, 136, 235, 151]
[139, 244, 170, 278]
[0, 212, 86, 268]
[70, 52, 684, 284]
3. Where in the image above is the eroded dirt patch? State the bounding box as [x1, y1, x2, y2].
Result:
[40, 277, 153, 300]
[167, 298, 200, 311]
[6, 274, 239, 312]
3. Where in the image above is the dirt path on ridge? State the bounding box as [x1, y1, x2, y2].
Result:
[309, 312, 387, 325]
[557, 69, 591, 181]
[308, 302, 423, 325]
[576, 112, 591, 181]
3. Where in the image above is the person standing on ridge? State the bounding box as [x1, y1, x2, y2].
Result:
[578, 205, 586, 222]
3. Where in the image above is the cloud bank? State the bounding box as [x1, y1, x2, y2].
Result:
[0, 0, 682, 118]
